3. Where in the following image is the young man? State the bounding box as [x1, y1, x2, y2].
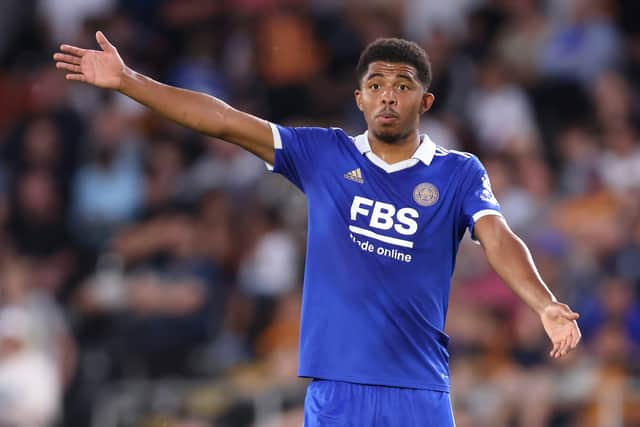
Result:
[54, 34, 581, 426]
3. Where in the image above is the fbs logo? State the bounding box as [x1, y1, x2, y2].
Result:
[344, 168, 364, 184]
[349, 196, 419, 248]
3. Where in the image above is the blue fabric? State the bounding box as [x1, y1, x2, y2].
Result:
[304, 379, 455, 427]
[271, 125, 501, 390]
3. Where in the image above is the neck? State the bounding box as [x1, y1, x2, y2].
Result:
[368, 129, 420, 164]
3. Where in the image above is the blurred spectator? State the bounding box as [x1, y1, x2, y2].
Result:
[2, 1, 640, 425]
[166, 30, 230, 101]
[496, 0, 549, 85]
[256, 8, 324, 121]
[482, 155, 530, 233]
[76, 207, 226, 377]
[0, 256, 76, 426]
[71, 104, 144, 249]
[404, 0, 480, 42]
[0, 0, 36, 66]
[0, 307, 61, 427]
[539, 0, 621, 84]
[0, 257, 76, 387]
[597, 123, 640, 194]
[466, 54, 540, 155]
[140, 138, 187, 216]
[38, 0, 116, 42]
[237, 203, 298, 349]
[423, 29, 475, 120]
[186, 137, 265, 197]
[592, 70, 638, 128]
[578, 276, 640, 347]
[557, 125, 602, 197]
[8, 170, 77, 294]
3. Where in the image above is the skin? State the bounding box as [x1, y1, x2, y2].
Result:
[53, 32, 581, 359]
[354, 61, 434, 164]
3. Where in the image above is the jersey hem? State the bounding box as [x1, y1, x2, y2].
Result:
[298, 371, 450, 392]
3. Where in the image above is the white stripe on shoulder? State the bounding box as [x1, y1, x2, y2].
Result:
[434, 147, 472, 158]
[269, 122, 283, 149]
[472, 209, 503, 222]
[450, 149, 472, 158]
[434, 146, 449, 156]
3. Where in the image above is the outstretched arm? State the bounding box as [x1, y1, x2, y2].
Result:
[53, 31, 274, 164]
[474, 215, 582, 359]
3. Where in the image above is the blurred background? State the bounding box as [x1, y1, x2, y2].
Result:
[0, 0, 639, 426]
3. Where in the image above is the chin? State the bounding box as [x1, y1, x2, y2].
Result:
[373, 129, 403, 144]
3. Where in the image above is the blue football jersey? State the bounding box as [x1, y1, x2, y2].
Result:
[268, 124, 502, 391]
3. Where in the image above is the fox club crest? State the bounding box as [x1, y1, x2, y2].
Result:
[413, 182, 439, 207]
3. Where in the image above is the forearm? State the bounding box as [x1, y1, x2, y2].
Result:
[119, 67, 274, 162]
[475, 216, 581, 358]
[119, 67, 230, 136]
[55, 34, 274, 162]
[482, 225, 557, 314]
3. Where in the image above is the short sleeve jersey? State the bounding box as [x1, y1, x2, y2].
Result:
[268, 124, 502, 391]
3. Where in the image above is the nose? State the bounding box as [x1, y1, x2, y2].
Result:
[381, 87, 397, 106]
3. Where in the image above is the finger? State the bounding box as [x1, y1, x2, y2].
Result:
[550, 341, 560, 358]
[553, 342, 564, 358]
[60, 44, 87, 57]
[564, 311, 580, 321]
[553, 337, 568, 358]
[563, 333, 576, 356]
[53, 53, 81, 65]
[559, 337, 571, 357]
[56, 62, 81, 73]
[558, 303, 579, 319]
[65, 74, 87, 82]
[96, 31, 115, 52]
[570, 327, 582, 349]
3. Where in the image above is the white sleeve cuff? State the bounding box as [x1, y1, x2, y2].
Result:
[470, 210, 503, 244]
[472, 209, 502, 222]
[264, 122, 282, 171]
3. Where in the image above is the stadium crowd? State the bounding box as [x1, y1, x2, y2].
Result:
[0, 0, 639, 426]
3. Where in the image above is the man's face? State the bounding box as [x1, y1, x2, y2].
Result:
[355, 61, 434, 143]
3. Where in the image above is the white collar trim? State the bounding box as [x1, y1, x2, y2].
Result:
[353, 131, 436, 173]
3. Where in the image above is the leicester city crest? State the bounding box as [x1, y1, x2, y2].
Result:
[413, 182, 439, 207]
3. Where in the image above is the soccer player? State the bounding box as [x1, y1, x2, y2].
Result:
[54, 33, 581, 426]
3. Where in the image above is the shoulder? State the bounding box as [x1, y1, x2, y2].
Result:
[274, 125, 349, 142]
[433, 146, 482, 170]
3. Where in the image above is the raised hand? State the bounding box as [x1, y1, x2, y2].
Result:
[53, 31, 126, 90]
[540, 302, 581, 359]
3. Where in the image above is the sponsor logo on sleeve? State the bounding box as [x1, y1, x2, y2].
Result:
[480, 174, 498, 205]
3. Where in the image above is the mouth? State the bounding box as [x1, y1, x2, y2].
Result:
[375, 110, 400, 124]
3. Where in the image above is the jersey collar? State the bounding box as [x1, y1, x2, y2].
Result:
[353, 131, 436, 168]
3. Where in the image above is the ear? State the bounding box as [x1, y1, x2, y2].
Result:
[354, 88, 363, 111]
[420, 92, 435, 114]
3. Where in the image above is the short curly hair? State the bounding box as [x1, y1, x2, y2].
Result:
[356, 38, 432, 89]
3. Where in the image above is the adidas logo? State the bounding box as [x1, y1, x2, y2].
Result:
[344, 168, 364, 184]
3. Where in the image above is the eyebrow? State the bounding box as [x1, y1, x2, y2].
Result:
[396, 74, 415, 82]
[366, 72, 385, 81]
[366, 72, 416, 82]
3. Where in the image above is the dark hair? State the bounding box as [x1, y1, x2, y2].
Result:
[356, 38, 432, 89]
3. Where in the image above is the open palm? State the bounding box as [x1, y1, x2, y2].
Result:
[540, 302, 581, 359]
[53, 31, 125, 90]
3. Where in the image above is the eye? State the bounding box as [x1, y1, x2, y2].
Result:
[399, 83, 409, 91]
[369, 83, 380, 90]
